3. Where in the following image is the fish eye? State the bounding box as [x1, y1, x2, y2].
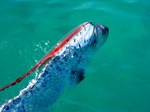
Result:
[93, 39, 97, 45]
[90, 38, 97, 48]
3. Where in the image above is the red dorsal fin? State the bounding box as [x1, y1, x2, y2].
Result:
[0, 23, 84, 92]
[0, 54, 53, 92]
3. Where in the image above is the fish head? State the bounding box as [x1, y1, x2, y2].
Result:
[51, 22, 109, 57]
[64, 22, 109, 84]
[72, 22, 109, 52]
[90, 23, 109, 49]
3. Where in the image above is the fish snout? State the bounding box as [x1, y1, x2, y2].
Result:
[96, 24, 109, 36]
[91, 24, 109, 48]
[100, 25, 109, 36]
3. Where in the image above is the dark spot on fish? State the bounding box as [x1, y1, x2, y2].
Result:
[76, 69, 84, 83]
[56, 66, 61, 71]
[23, 91, 28, 96]
[71, 69, 76, 75]
[13, 97, 21, 104]
[73, 51, 78, 57]
[48, 63, 53, 68]
[82, 25, 86, 30]
[93, 39, 97, 44]
[79, 44, 81, 48]
[3, 105, 9, 110]
[90, 39, 97, 47]
[63, 56, 67, 61]
[41, 72, 47, 77]
[44, 70, 48, 74]
[29, 89, 35, 95]
[84, 39, 86, 43]
[70, 68, 85, 84]
[53, 56, 60, 62]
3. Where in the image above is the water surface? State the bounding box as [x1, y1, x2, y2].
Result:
[0, 0, 150, 112]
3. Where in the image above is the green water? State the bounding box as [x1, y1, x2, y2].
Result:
[0, 0, 150, 112]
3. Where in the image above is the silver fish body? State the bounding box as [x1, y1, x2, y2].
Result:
[0, 22, 109, 112]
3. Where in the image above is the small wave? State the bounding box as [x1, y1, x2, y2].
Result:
[74, 1, 112, 12]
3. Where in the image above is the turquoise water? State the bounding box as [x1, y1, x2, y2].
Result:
[0, 0, 150, 112]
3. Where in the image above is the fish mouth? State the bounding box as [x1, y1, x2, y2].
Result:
[100, 25, 109, 36]
[89, 23, 109, 47]
[93, 23, 109, 38]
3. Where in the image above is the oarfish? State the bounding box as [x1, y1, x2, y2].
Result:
[0, 22, 109, 112]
